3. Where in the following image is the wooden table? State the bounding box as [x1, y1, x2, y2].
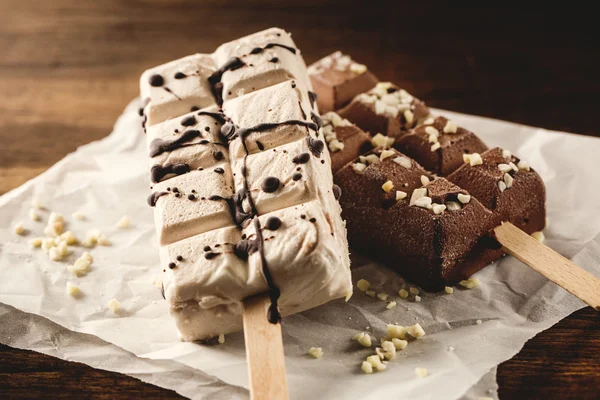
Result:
[1, 1, 599, 398]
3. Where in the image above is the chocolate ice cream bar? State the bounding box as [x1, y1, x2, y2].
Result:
[308, 52, 379, 112]
[334, 147, 501, 290]
[142, 28, 351, 341]
[321, 111, 373, 173]
[395, 116, 489, 176]
[337, 82, 430, 139]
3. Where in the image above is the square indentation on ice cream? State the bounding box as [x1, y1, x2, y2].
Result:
[140, 54, 217, 127]
[146, 107, 228, 183]
[321, 111, 373, 173]
[222, 80, 318, 158]
[231, 138, 334, 217]
[213, 27, 310, 103]
[448, 147, 546, 234]
[395, 116, 488, 176]
[150, 164, 235, 245]
[160, 225, 261, 341]
[308, 51, 379, 113]
[338, 82, 429, 139]
[241, 201, 352, 317]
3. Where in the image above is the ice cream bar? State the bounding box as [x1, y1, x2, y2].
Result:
[142, 28, 351, 341]
[337, 82, 430, 139]
[308, 52, 379, 112]
[334, 147, 502, 290]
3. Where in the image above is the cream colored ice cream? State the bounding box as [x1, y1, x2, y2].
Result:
[142, 27, 351, 341]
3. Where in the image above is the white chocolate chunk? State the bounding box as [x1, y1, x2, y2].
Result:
[404, 109, 414, 124]
[31, 198, 43, 209]
[414, 196, 433, 209]
[443, 120, 458, 134]
[386, 301, 397, 309]
[504, 173, 514, 188]
[395, 191, 407, 201]
[72, 211, 85, 220]
[371, 133, 395, 148]
[463, 153, 483, 166]
[387, 324, 406, 339]
[377, 292, 389, 301]
[517, 160, 530, 171]
[13, 222, 25, 236]
[361, 361, 374, 374]
[59, 231, 78, 245]
[117, 216, 131, 228]
[381, 341, 396, 360]
[502, 149, 512, 158]
[409, 188, 428, 206]
[423, 117, 435, 125]
[382, 180, 394, 193]
[108, 298, 121, 313]
[409, 287, 420, 295]
[415, 295, 422, 302]
[420, 175, 430, 186]
[357, 332, 372, 348]
[531, 231, 545, 243]
[218, 333, 226, 344]
[498, 180, 507, 192]
[407, 323, 426, 338]
[498, 163, 513, 173]
[392, 338, 408, 350]
[398, 289, 409, 299]
[457, 193, 471, 204]
[459, 277, 480, 289]
[350, 63, 367, 74]
[444, 286, 454, 294]
[431, 142, 441, 151]
[393, 156, 412, 169]
[308, 347, 322, 358]
[357, 279, 371, 292]
[432, 203, 446, 215]
[353, 163, 367, 173]
[365, 289, 376, 298]
[415, 367, 428, 378]
[366, 355, 387, 372]
[29, 209, 40, 221]
[68, 252, 93, 277]
[425, 126, 439, 137]
[380, 149, 395, 160]
[445, 201, 462, 211]
[29, 237, 43, 248]
[66, 282, 81, 297]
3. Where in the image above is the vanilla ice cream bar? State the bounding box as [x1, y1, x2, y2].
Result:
[142, 28, 351, 341]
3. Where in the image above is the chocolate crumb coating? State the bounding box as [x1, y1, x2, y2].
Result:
[308, 51, 379, 112]
[321, 111, 373, 173]
[338, 82, 429, 140]
[335, 151, 502, 291]
[448, 147, 546, 235]
[396, 116, 488, 176]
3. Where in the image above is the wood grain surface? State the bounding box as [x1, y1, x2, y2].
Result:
[1, 1, 599, 399]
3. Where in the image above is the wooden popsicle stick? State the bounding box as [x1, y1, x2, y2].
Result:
[243, 294, 289, 400]
[494, 222, 600, 311]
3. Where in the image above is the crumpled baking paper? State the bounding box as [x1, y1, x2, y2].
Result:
[1, 100, 599, 400]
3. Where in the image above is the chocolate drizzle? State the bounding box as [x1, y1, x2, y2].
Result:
[151, 163, 190, 183]
[208, 57, 246, 106]
[149, 130, 201, 157]
[308, 91, 317, 109]
[248, 43, 297, 56]
[181, 116, 197, 126]
[147, 191, 169, 207]
[221, 120, 318, 143]
[310, 112, 322, 130]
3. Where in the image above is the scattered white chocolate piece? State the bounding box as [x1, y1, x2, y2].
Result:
[366, 355, 387, 372]
[414, 196, 433, 209]
[459, 277, 480, 289]
[117, 216, 131, 229]
[386, 301, 397, 310]
[371, 133, 395, 148]
[415, 367, 428, 378]
[356, 332, 372, 348]
[432, 203, 446, 215]
[387, 324, 406, 339]
[14, 222, 25, 236]
[29, 209, 40, 222]
[31, 198, 43, 209]
[476, 319, 482, 325]
[72, 211, 85, 220]
[404, 109, 414, 124]
[430, 142, 441, 151]
[410, 188, 428, 206]
[445, 201, 462, 211]
[365, 289, 376, 298]
[407, 323, 426, 338]
[502, 149, 512, 159]
[361, 361, 374, 374]
[29, 237, 43, 248]
[414, 295, 422, 302]
[381, 340, 396, 360]
[357, 279, 371, 292]
[398, 289, 409, 299]
[353, 163, 367, 173]
[395, 190, 407, 201]
[59, 231, 78, 245]
[66, 282, 80, 297]
[377, 292, 389, 301]
[68, 252, 93, 277]
[531, 231, 545, 243]
[498, 180, 507, 192]
[393, 156, 412, 169]
[517, 160, 530, 171]
[420, 175, 430, 186]
[218, 333, 226, 344]
[108, 298, 121, 313]
[392, 338, 408, 350]
[504, 173, 514, 189]
[443, 120, 458, 134]
[409, 287, 420, 295]
[444, 286, 454, 294]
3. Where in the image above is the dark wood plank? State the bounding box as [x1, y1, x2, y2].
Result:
[0, 1, 599, 398]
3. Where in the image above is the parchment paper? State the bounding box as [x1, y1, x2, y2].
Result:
[1, 100, 599, 399]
